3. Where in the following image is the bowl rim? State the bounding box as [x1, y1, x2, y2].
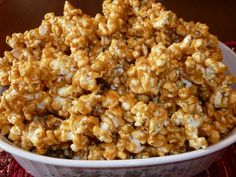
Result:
[0, 42, 235, 168]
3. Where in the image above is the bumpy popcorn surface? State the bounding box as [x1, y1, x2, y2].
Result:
[0, 0, 236, 160]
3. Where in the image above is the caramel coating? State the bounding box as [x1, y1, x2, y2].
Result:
[0, 0, 235, 160]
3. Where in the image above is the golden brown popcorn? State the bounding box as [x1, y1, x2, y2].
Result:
[125, 136, 145, 154]
[100, 143, 117, 160]
[88, 145, 104, 160]
[131, 101, 149, 127]
[93, 125, 113, 143]
[27, 121, 48, 154]
[51, 96, 71, 118]
[148, 104, 168, 136]
[0, 0, 235, 160]
[70, 115, 99, 136]
[75, 94, 101, 114]
[153, 11, 177, 30]
[72, 66, 100, 92]
[70, 134, 89, 152]
[0, 114, 11, 136]
[119, 93, 137, 111]
[0, 55, 11, 86]
[127, 58, 159, 95]
[49, 54, 76, 82]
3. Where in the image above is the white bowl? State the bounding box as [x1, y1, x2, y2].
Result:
[0, 42, 236, 177]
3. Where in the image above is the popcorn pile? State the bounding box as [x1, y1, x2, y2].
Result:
[0, 0, 235, 160]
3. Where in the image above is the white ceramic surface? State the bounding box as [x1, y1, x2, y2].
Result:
[0, 42, 236, 177]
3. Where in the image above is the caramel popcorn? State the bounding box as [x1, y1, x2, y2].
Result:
[0, 0, 235, 160]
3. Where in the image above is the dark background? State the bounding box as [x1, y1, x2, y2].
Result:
[0, 0, 236, 56]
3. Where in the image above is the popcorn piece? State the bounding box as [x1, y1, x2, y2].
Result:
[131, 102, 149, 127]
[127, 58, 159, 95]
[93, 125, 113, 143]
[100, 143, 117, 160]
[153, 11, 177, 30]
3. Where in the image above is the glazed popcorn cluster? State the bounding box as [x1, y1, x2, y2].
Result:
[0, 0, 236, 160]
